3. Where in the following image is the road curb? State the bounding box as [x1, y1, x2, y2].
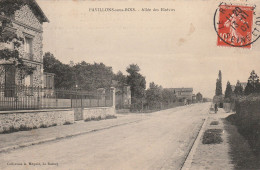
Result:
[0, 119, 143, 153]
[181, 116, 208, 170]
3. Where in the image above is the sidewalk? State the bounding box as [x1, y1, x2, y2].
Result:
[188, 108, 234, 170]
[0, 114, 149, 153]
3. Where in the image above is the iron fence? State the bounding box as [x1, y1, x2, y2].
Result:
[0, 84, 113, 111]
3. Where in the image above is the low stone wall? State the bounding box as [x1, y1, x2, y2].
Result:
[83, 107, 115, 120]
[0, 109, 74, 133]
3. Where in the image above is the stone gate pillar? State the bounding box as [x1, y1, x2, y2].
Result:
[110, 87, 116, 109]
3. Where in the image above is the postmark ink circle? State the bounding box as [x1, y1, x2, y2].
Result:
[214, 2, 260, 48]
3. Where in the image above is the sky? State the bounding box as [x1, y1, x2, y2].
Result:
[37, 0, 260, 98]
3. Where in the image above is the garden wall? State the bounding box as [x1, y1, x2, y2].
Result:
[0, 109, 74, 133]
[83, 107, 115, 120]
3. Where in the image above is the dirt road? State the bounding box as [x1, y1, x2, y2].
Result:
[0, 103, 210, 170]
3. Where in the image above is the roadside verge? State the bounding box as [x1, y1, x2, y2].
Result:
[0, 115, 147, 153]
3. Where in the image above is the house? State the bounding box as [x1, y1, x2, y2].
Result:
[0, 1, 49, 96]
[167, 88, 193, 100]
[164, 88, 193, 105]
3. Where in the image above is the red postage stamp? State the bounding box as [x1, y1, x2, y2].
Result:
[215, 4, 255, 48]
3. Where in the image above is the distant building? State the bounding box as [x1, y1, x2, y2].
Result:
[166, 88, 193, 104]
[192, 94, 196, 103]
[167, 88, 193, 100]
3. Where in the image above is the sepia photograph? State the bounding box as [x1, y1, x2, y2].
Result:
[0, 0, 260, 169]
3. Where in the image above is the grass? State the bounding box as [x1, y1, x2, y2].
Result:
[85, 115, 117, 122]
[1, 126, 19, 134]
[202, 129, 223, 144]
[63, 121, 73, 125]
[1, 124, 38, 134]
[0, 123, 61, 134]
[39, 124, 48, 128]
[19, 125, 34, 131]
[210, 121, 219, 125]
[105, 115, 117, 119]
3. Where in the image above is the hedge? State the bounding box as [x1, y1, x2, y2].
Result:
[232, 94, 260, 155]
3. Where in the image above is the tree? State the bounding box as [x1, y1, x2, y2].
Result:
[244, 70, 260, 95]
[145, 82, 163, 109]
[113, 71, 127, 87]
[162, 89, 176, 104]
[126, 64, 146, 110]
[215, 70, 223, 96]
[0, 0, 36, 82]
[74, 62, 114, 91]
[234, 80, 243, 96]
[196, 92, 203, 102]
[44, 53, 115, 91]
[43, 52, 74, 89]
[224, 81, 233, 101]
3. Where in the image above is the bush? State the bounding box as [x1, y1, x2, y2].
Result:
[63, 121, 72, 125]
[84, 115, 117, 122]
[1, 126, 19, 134]
[202, 129, 223, 144]
[19, 125, 33, 131]
[210, 121, 219, 125]
[105, 115, 117, 119]
[40, 124, 48, 128]
[0, 125, 38, 134]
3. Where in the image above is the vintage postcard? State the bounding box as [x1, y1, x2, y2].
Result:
[0, 0, 260, 169]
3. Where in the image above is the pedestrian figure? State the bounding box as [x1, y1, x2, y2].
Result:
[214, 103, 218, 113]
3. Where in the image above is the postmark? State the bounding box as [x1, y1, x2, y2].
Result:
[214, 2, 260, 48]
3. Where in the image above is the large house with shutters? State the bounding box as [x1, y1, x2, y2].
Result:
[0, 0, 49, 97]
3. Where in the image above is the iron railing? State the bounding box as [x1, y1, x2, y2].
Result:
[0, 84, 113, 111]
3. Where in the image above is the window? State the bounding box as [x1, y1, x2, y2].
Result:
[4, 65, 15, 97]
[24, 74, 33, 87]
[24, 37, 33, 60]
[24, 37, 33, 53]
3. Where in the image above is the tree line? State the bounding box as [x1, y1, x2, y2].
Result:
[221, 70, 260, 102]
[44, 52, 204, 111]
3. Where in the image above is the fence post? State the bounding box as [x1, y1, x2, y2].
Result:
[89, 95, 91, 108]
[76, 88, 78, 108]
[15, 85, 18, 110]
[97, 93, 100, 107]
[105, 93, 107, 107]
[81, 93, 83, 108]
[110, 87, 116, 109]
